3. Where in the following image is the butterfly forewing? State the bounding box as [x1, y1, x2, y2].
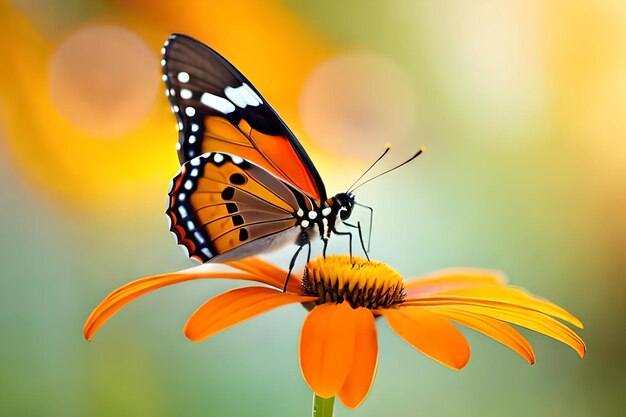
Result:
[167, 152, 317, 263]
[162, 34, 326, 202]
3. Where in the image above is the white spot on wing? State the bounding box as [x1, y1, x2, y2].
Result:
[180, 88, 193, 99]
[231, 155, 244, 165]
[322, 207, 332, 216]
[194, 231, 206, 245]
[224, 83, 262, 108]
[301, 219, 310, 228]
[188, 135, 196, 144]
[213, 153, 224, 163]
[177, 72, 190, 83]
[184, 179, 193, 190]
[308, 211, 318, 220]
[190, 157, 202, 166]
[162, 74, 168, 81]
[191, 123, 200, 132]
[201, 247, 213, 258]
[243, 83, 263, 104]
[175, 142, 181, 151]
[296, 208, 304, 217]
[185, 107, 196, 117]
[178, 206, 188, 218]
[200, 92, 236, 114]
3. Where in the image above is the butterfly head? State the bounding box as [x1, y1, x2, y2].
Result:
[333, 192, 355, 221]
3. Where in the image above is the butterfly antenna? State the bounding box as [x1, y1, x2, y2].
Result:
[350, 146, 426, 192]
[346, 145, 391, 193]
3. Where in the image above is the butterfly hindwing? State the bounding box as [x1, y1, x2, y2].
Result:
[167, 152, 318, 263]
[162, 34, 326, 202]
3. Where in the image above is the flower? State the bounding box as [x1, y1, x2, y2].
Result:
[84, 255, 586, 409]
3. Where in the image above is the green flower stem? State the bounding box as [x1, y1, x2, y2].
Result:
[313, 394, 335, 417]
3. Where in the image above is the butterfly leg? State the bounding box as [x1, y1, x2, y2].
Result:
[283, 244, 304, 292]
[322, 238, 329, 260]
[332, 228, 353, 260]
[354, 202, 374, 252]
[306, 240, 312, 263]
[343, 221, 371, 260]
[356, 221, 370, 261]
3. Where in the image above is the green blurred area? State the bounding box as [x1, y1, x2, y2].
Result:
[1, 1, 624, 416]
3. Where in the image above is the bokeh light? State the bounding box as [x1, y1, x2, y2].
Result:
[49, 25, 158, 137]
[300, 52, 417, 158]
[409, 0, 547, 143]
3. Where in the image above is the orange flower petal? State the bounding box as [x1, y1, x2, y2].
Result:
[300, 302, 358, 398]
[420, 304, 586, 358]
[403, 293, 583, 329]
[338, 308, 378, 409]
[405, 268, 506, 297]
[225, 257, 302, 292]
[380, 307, 470, 370]
[429, 287, 584, 328]
[83, 270, 262, 341]
[431, 307, 535, 364]
[184, 287, 317, 342]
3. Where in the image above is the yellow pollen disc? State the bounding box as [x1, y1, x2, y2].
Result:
[302, 255, 406, 308]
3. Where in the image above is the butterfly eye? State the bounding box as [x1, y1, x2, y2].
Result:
[340, 206, 353, 221]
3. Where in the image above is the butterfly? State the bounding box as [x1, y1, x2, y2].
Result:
[161, 34, 362, 277]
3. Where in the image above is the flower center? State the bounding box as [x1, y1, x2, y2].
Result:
[302, 255, 406, 309]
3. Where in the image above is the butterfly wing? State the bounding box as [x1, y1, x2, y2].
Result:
[162, 34, 326, 202]
[167, 152, 317, 263]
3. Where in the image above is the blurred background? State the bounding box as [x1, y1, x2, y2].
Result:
[0, 1, 624, 416]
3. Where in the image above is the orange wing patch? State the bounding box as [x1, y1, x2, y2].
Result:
[199, 116, 321, 201]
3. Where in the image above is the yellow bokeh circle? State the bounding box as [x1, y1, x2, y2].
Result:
[48, 25, 159, 137]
